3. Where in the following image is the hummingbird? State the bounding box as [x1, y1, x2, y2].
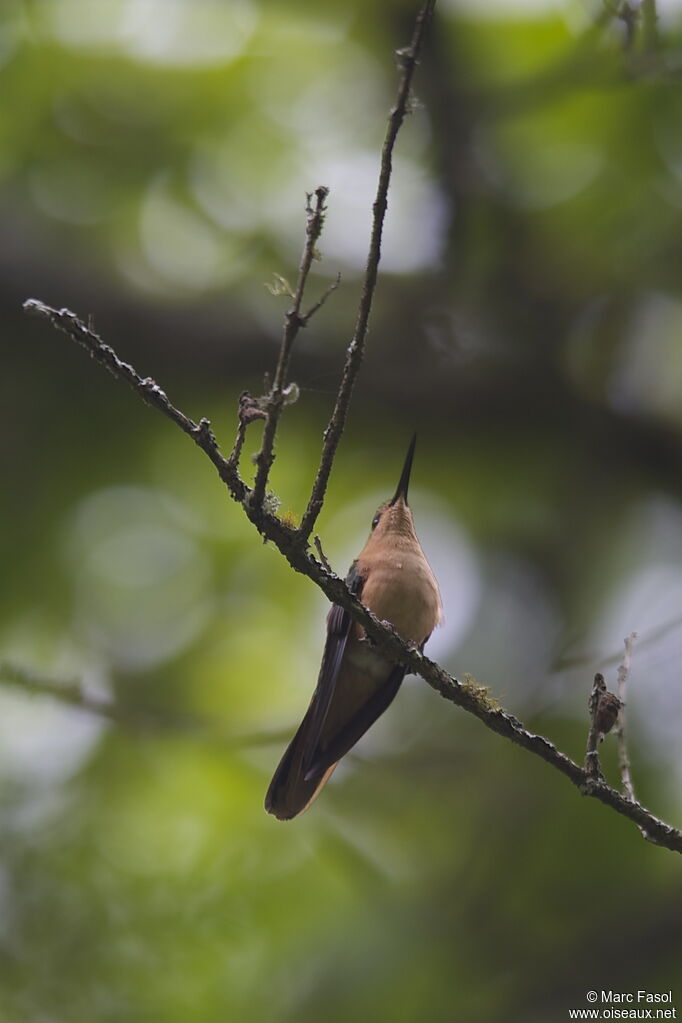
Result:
[265, 434, 443, 820]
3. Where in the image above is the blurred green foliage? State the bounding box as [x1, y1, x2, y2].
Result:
[2, 0, 682, 1020]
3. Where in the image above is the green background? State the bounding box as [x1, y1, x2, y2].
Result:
[2, 0, 682, 1020]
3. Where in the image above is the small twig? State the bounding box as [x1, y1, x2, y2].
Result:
[251, 186, 330, 511]
[23, 298, 250, 505]
[585, 673, 608, 782]
[300, 272, 341, 326]
[228, 420, 248, 471]
[616, 632, 638, 801]
[22, 299, 305, 554]
[296, 0, 437, 545]
[228, 391, 268, 469]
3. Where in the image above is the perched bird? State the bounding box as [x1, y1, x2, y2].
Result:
[265, 435, 443, 820]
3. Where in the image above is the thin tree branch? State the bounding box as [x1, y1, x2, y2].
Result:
[251, 185, 330, 511]
[585, 673, 607, 782]
[228, 390, 268, 469]
[300, 272, 341, 326]
[23, 299, 249, 507]
[22, 298, 297, 551]
[616, 632, 638, 801]
[296, 0, 437, 544]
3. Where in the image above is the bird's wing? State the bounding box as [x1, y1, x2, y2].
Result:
[303, 662, 405, 780]
[264, 561, 366, 820]
[300, 560, 365, 772]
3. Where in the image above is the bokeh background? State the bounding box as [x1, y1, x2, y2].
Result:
[2, 0, 682, 1019]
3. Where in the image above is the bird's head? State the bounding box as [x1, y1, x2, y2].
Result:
[367, 434, 417, 542]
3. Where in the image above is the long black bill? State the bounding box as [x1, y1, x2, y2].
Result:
[390, 433, 417, 506]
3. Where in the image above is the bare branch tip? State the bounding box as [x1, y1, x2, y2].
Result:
[301, 272, 341, 325]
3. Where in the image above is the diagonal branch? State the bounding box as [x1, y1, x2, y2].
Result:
[23, 298, 292, 551]
[13, 297, 682, 854]
[297, 0, 437, 544]
[23, 299, 249, 507]
[300, 272, 341, 326]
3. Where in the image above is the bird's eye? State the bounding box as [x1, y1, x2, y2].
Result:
[371, 513, 380, 530]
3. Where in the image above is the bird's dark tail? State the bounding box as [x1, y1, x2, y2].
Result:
[264, 711, 337, 821]
[264, 665, 405, 821]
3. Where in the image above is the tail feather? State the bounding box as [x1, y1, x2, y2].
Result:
[264, 713, 337, 820]
[264, 665, 406, 821]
